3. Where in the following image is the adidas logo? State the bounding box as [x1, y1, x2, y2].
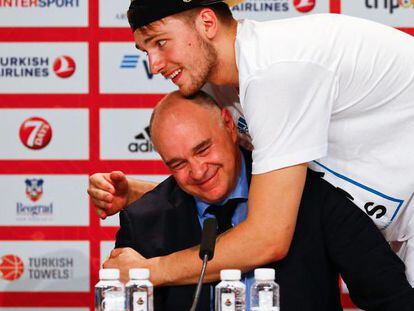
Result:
[128, 126, 156, 153]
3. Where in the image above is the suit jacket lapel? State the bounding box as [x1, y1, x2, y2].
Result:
[166, 179, 212, 311]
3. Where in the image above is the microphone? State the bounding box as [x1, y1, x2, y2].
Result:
[199, 217, 218, 261]
[190, 218, 217, 311]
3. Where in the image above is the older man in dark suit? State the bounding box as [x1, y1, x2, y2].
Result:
[106, 91, 414, 311]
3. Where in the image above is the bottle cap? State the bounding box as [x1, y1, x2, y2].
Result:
[220, 269, 241, 281]
[99, 268, 120, 280]
[254, 268, 275, 280]
[129, 268, 150, 280]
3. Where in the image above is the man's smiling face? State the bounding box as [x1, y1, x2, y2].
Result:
[152, 93, 240, 203]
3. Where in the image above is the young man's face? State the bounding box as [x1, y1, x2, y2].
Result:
[134, 15, 217, 96]
[153, 101, 240, 203]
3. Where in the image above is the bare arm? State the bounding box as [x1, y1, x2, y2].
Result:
[105, 164, 307, 285]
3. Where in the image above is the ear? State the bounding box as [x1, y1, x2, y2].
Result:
[197, 8, 218, 40]
[221, 108, 237, 141]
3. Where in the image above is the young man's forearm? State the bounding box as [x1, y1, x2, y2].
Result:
[150, 164, 307, 286]
[154, 220, 288, 286]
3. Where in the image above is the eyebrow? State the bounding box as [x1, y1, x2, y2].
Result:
[193, 139, 212, 153]
[164, 139, 212, 167]
[165, 158, 182, 168]
[135, 34, 159, 51]
[144, 35, 156, 45]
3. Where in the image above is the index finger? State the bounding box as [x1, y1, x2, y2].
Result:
[90, 173, 115, 194]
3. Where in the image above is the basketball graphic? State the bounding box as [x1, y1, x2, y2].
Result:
[0, 254, 25, 281]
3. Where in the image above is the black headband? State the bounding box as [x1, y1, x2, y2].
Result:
[128, 0, 225, 31]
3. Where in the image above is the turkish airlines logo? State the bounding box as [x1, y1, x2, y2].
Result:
[293, 0, 315, 13]
[53, 55, 76, 78]
[19, 117, 53, 150]
[0, 254, 25, 281]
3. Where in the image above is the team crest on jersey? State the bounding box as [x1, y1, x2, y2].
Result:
[25, 178, 44, 202]
[237, 116, 249, 134]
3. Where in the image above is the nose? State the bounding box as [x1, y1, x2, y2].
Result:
[189, 159, 207, 181]
[148, 52, 165, 75]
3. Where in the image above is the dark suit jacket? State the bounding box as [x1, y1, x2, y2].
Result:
[116, 152, 414, 311]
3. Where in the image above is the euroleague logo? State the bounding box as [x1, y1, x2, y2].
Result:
[0, 254, 25, 281]
[19, 117, 53, 150]
[53, 55, 76, 78]
[293, 0, 315, 13]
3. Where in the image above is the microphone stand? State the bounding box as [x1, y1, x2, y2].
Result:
[190, 217, 217, 311]
[189, 254, 209, 311]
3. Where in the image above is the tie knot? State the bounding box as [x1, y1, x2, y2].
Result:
[205, 198, 244, 234]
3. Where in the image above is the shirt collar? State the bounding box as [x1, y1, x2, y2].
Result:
[194, 153, 249, 218]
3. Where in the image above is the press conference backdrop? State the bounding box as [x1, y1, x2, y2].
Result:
[0, 0, 413, 309]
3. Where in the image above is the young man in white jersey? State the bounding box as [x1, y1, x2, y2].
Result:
[89, 0, 414, 286]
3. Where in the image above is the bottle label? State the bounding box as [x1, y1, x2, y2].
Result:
[133, 291, 148, 311]
[221, 292, 236, 311]
[101, 292, 125, 310]
[259, 290, 274, 308]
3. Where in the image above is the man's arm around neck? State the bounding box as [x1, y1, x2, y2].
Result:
[152, 164, 307, 285]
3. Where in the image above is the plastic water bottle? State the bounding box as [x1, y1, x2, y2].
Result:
[215, 269, 246, 311]
[95, 268, 125, 311]
[125, 268, 154, 311]
[250, 268, 280, 311]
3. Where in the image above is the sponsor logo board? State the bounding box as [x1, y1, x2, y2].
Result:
[0, 109, 89, 160]
[0, 0, 88, 27]
[0, 241, 89, 292]
[0, 309, 89, 311]
[341, 0, 414, 27]
[0, 43, 88, 94]
[100, 109, 160, 160]
[98, 0, 329, 26]
[231, 0, 329, 21]
[99, 43, 177, 94]
[99, 0, 129, 27]
[100, 174, 169, 227]
[100, 241, 115, 265]
[341, 278, 350, 294]
[0, 175, 89, 226]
